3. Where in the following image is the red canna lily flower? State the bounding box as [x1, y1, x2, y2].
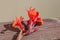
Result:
[27, 7, 38, 21]
[26, 7, 43, 33]
[12, 16, 25, 31]
[27, 7, 43, 25]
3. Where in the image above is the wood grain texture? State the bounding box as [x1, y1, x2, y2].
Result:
[0, 18, 60, 40]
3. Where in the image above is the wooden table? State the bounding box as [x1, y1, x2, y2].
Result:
[0, 18, 60, 40]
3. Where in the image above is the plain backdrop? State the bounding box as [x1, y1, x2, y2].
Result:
[0, 0, 60, 22]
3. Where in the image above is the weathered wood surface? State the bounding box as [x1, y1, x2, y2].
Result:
[0, 18, 60, 40]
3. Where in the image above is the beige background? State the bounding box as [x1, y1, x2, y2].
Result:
[0, 0, 60, 22]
